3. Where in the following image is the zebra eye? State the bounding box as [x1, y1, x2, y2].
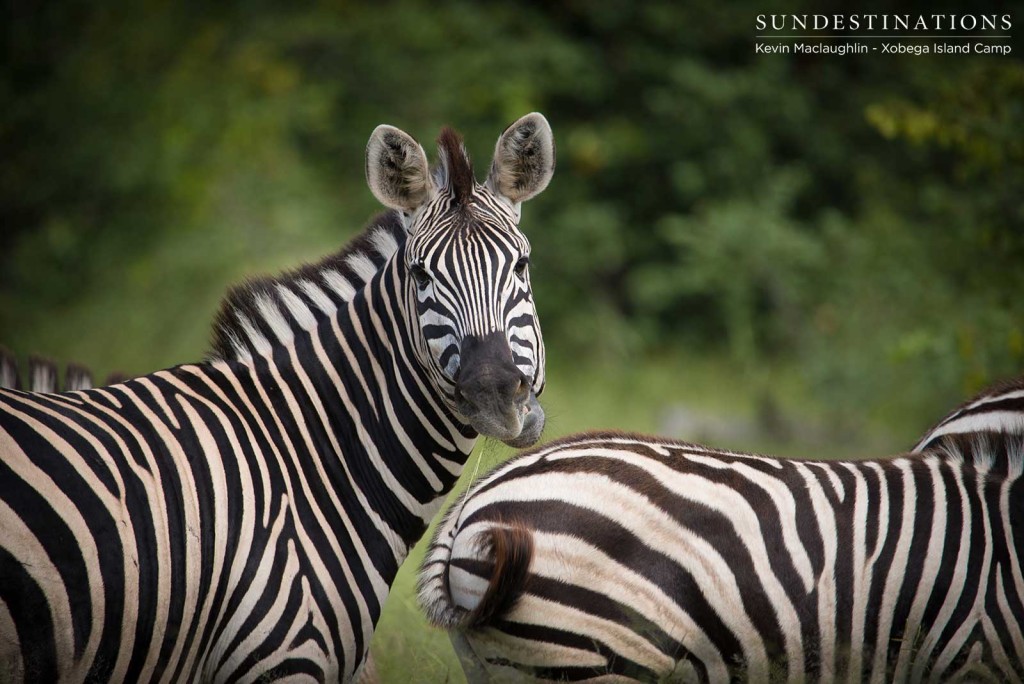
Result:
[514, 257, 530, 278]
[410, 263, 432, 289]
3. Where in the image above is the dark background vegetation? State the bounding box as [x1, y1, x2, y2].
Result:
[3, 0, 1023, 676]
[4, 2, 1023, 444]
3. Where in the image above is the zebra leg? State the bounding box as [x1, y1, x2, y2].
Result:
[352, 651, 379, 684]
[450, 630, 495, 684]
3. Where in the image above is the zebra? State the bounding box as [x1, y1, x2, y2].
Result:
[0, 348, 96, 392]
[0, 112, 556, 683]
[419, 384, 1024, 682]
[914, 377, 1024, 453]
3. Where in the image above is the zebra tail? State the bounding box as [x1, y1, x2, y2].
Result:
[418, 505, 534, 630]
[464, 523, 534, 629]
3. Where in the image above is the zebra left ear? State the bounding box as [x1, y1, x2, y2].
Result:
[486, 113, 555, 207]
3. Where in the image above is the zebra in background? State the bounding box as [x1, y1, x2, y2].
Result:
[0, 112, 555, 682]
[0, 348, 96, 392]
[1, 348, 129, 392]
[420, 381, 1024, 682]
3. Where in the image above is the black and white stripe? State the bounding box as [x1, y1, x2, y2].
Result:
[0, 113, 555, 682]
[421, 397, 1024, 681]
[0, 350, 96, 393]
[915, 377, 1024, 453]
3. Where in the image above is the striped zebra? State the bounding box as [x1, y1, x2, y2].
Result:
[0, 113, 555, 683]
[0, 349, 96, 393]
[914, 377, 1024, 453]
[419, 382, 1024, 682]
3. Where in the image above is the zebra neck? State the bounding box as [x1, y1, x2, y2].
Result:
[261, 256, 476, 562]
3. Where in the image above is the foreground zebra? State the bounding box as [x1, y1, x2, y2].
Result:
[420, 379, 1024, 682]
[0, 113, 555, 682]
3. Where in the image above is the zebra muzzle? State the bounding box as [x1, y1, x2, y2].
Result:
[453, 334, 544, 447]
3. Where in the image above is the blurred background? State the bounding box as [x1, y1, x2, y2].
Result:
[3, 1, 1023, 679]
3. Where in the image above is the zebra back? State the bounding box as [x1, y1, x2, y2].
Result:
[421, 423, 1024, 682]
[914, 376, 1024, 452]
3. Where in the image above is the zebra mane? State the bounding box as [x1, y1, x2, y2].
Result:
[434, 127, 475, 205]
[208, 211, 407, 362]
[914, 374, 1024, 452]
[939, 375, 1024, 423]
[0, 347, 99, 392]
[926, 430, 1024, 478]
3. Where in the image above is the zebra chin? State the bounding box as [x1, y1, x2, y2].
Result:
[465, 391, 545, 448]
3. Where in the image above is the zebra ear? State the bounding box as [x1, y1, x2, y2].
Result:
[366, 125, 435, 212]
[486, 113, 555, 206]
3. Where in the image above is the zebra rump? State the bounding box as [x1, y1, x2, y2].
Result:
[420, 427, 1024, 683]
[436, 520, 535, 630]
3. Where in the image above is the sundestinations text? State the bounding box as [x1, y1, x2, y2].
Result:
[756, 14, 1012, 32]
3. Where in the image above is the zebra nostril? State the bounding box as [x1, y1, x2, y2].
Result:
[513, 376, 530, 403]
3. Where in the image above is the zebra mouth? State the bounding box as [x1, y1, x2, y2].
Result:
[451, 333, 544, 448]
[462, 391, 545, 448]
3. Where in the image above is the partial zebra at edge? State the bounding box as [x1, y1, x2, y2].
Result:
[914, 375, 1024, 452]
[64, 363, 94, 391]
[0, 346, 17, 390]
[0, 349, 104, 392]
[421, 411, 1024, 682]
[28, 355, 57, 393]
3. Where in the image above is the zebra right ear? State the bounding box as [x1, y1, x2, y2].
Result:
[366, 125, 435, 213]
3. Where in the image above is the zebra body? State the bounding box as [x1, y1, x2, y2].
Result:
[0, 114, 556, 682]
[420, 428, 1024, 682]
[915, 378, 1024, 453]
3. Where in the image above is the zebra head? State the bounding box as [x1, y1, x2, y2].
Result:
[366, 114, 554, 448]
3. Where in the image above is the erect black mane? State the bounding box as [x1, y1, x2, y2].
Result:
[208, 211, 406, 362]
[436, 127, 475, 205]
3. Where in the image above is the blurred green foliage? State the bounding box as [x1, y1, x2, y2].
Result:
[2, 0, 1023, 433]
